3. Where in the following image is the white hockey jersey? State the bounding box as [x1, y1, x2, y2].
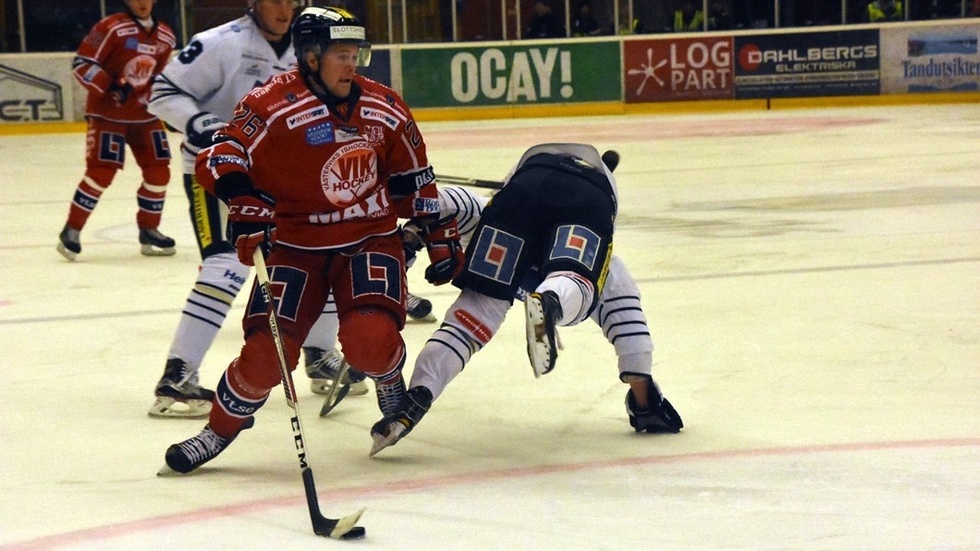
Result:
[148, 15, 296, 172]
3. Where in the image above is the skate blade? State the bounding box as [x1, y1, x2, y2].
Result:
[147, 396, 211, 419]
[408, 313, 437, 323]
[348, 380, 370, 396]
[309, 379, 335, 396]
[156, 463, 180, 477]
[140, 244, 176, 256]
[369, 423, 406, 457]
[56, 243, 78, 261]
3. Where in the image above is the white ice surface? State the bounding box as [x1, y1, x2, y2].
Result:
[0, 103, 977, 550]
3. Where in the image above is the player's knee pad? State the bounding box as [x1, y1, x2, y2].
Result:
[237, 329, 301, 389]
[141, 164, 170, 187]
[83, 167, 117, 190]
[196, 252, 249, 303]
[338, 307, 403, 377]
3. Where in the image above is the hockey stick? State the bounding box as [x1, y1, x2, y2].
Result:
[435, 174, 503, 190]
[319, 360, 351, 417]
[253, 246, 366, 540]
[435, 151, 620, 191]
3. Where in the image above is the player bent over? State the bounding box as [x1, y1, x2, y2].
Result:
[409, 181, 681, 432]
[370, 144, 683, 456]
[159, 7, 463, 474]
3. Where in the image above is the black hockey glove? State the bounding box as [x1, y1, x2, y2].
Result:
[623, 373, 683, 433]
[108, 78, 134, 105]
[185, 112, 226, 154]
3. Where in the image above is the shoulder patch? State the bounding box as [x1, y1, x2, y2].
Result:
[360, 107, 398, 131]
[287, 105, 330, 129]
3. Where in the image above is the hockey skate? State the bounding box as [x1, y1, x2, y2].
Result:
[138, 227, 176, 256]
[406, 292, 436, 322]
[624, 375, 683, 434]
[158, 417, 255, 475]
[304, 347, 369, 396]
[148, 358, 215, 419]
[524, 290, 563, 378]
[374, 376, 407, 417]
[369, 386, 432, 457]
[56, 224, 81, 261]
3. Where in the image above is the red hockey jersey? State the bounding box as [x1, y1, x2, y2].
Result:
[73, 12, 176, 123]
[197, 72, 439, 251]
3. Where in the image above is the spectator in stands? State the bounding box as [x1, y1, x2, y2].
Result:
[708, 1, 735, 30]
[867, 0, 903, 22]
[527, 0, 564, 38]
[572, 2, 602, 36]
[674, 1, 705, 32]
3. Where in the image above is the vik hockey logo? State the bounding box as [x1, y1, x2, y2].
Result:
[0, 64, 63, 121]
[321, 142, 378, 207]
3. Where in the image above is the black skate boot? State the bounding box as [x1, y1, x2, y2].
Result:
[160, 417, 255, 474]
[148, 358, 215, 419]
[374, 376, 407, 416]
[406, 292, 436, 322]
[57, 224, 81, 261]
[369, 386, 433, 456]
[524, 290, 563, 377]
[624, 374, 683, 434]
[139, 227, 176, 256]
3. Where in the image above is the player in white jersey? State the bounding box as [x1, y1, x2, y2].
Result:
[145, 0, 357, 418]
[371, 147, 683, 455]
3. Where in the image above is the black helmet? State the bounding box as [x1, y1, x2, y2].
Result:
[292, 7, 371, 69]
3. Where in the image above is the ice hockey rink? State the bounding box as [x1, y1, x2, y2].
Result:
[1, 101, 978, 550]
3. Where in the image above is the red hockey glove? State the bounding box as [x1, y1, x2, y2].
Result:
[227, 194, 275, 266]
[421, 217, 465, 285]
[108, 78, 134, 105]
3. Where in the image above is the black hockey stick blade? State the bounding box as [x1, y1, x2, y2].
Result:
[319, 358, 351, 417]
[435, 174, 503, 190]
[319, 382, 351, 417]
[302, 468, 366, 539]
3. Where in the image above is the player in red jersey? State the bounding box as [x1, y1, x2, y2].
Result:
[57, 0, 177, 260]
[160, 7, 465, 473]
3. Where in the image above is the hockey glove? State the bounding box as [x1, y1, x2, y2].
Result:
[421, 217, 464, 285]
[108, 78, 134, 105]
[227, 194, 276, 266]
[185, 112, 226, 154]
[623, 373, 683, 434]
